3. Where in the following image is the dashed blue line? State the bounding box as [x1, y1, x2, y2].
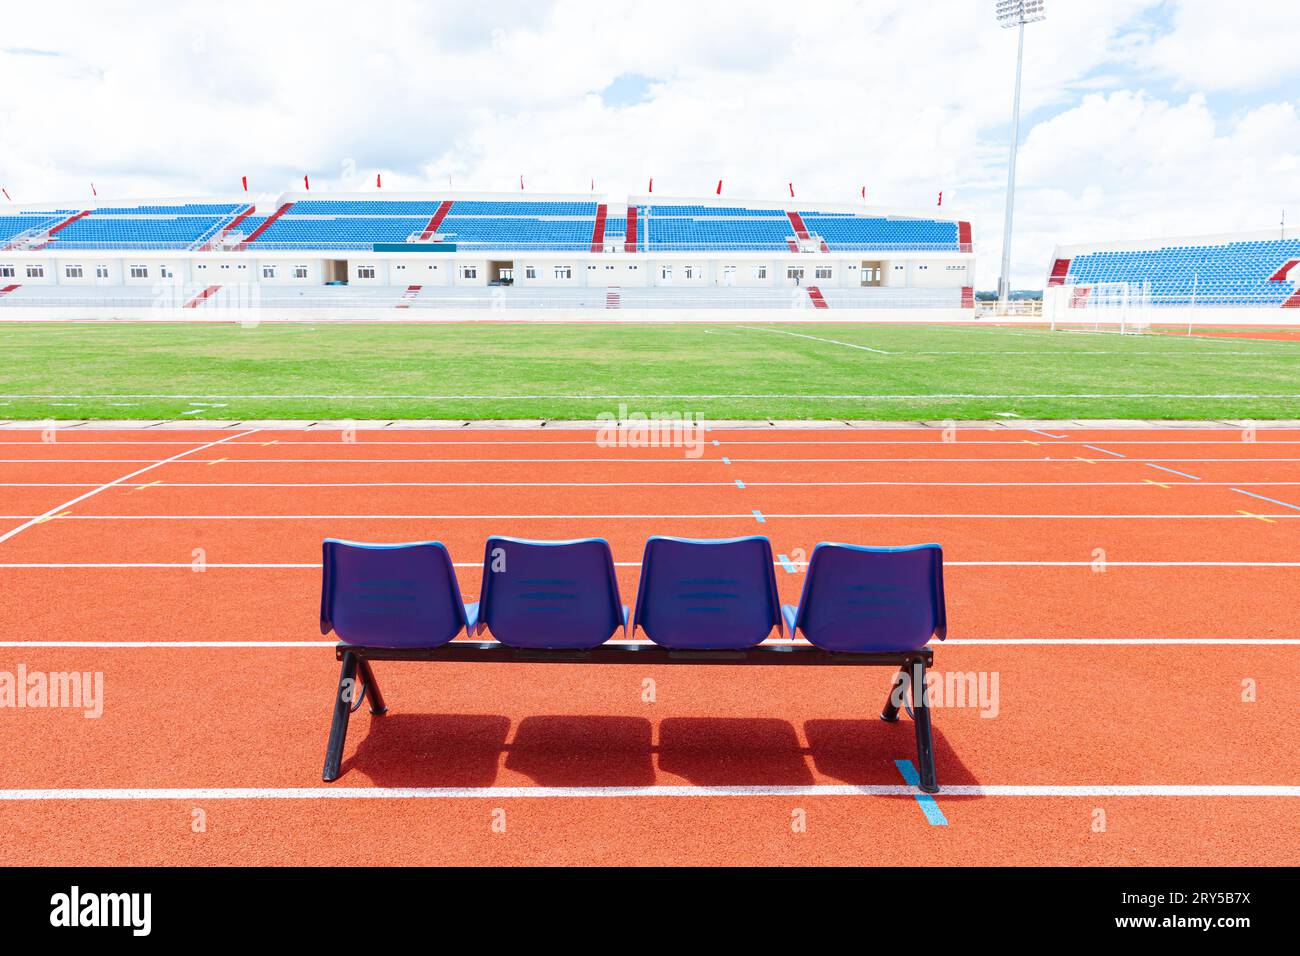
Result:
[752, 509, 765, 523]
[1231, 488, 1300, 511]
[712, 439, 720, 446]
[777, 554, 797, 573]
[1083, 444, 1126, 458]
[895, 760, 947, 826]
[1146, 463, 1201, 480]
[735, 479, 745, 489]
[722, 456, 731, 465]
[1028, 428, 1067, 439]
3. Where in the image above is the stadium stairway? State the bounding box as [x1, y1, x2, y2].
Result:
[806, 285, 829, 309]
[0, 284, 19, 298]
[396, 285, 422, 309]
[787, 211, 811, 240]
[623, 207, 638, 252]
[32, 210, 91, 249]
[605, 286, 621, 309]
[241, 203, 295, 247]
[590, 204, 608, 252]
[1283, 289, 1300, 309]
[202, 207, 256, 250]
[1269, 259, 1298, 282]
[961, 286, 975, 309]
[959, 221, 973, 253]
[1047, 258, 1071, 286]
[419, 201, 454, 240]
[183, 285, 222, 309]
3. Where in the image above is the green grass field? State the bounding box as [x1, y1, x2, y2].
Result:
[0, 321, 1297, 420]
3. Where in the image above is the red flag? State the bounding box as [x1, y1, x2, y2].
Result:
[861, 186, 866, 200]
[937, 190, 942, 207]
[648, 178, 653, 193]
[1, 187, 10, 202]
[91, 182, 97, 197]
[304, 175, 310, 191]
[520, 175, 525, 191]
[789, 182, 795, 198]
[376, 173, 382, 188]
[716, 180, 723, 196]
[241, 176, 248, 192]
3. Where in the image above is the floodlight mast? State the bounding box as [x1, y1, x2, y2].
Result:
[995, 0, 1046, 313]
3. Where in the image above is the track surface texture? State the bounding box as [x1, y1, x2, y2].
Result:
[0, 425, 1296, 866]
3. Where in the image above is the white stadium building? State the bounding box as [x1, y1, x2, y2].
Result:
[0, 191, 976, 320]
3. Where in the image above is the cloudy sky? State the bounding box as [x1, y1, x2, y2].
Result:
[1, 0, 1297, 287]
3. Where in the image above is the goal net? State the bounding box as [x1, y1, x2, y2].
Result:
[1048, 281, 1153, 334]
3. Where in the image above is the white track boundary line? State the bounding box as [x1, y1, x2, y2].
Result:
[3, 392, 1299, 399]
[0, 785, 1294, 801]
[5, 457, 1300, 464]
[4, 440, 1300, 446]
[0, 429, 260, 547]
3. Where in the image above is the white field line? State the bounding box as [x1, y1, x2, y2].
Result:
[0, 785, 1294, 801]
[4, 513, 1296, 520]
[726, 325, 891, 354]
[0, 429, 259, 547]
[2, 392, 1299, 399]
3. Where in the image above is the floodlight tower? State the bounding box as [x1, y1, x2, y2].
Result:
[995, 0, 1046, 312]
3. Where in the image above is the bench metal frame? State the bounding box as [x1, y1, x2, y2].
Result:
[323, 641, 939, 793]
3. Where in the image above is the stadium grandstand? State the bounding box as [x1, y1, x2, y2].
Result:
[0, 191, 976, 319]
[1044, 228, 1300, 328]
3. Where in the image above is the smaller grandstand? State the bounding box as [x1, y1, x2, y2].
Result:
[1044, 229, 1300, 325]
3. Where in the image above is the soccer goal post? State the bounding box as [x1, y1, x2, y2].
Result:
[1048, 281, 1152, 334]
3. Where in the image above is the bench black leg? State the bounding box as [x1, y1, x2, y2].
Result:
[322, 651, 359, 782]
[910, 657, 939, 794]
[357, 658, 388, 715]
[880, 665, 909, 722]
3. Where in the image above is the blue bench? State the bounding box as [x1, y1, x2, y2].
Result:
[320, 536, 947, 791]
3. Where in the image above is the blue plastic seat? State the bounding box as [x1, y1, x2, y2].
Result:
[783, 543, 946, 653]
[320, 539, 477, 649]
[632, 536, 781, 649]
[476, 536, 627, 649]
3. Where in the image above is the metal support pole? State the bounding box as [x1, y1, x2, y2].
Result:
[997, 21, 1026, 313]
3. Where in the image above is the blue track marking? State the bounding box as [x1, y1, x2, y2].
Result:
[1028, 428, 1067, 439]
[712, 439, 720, 446]
[777, 554, 797, 573]
[1083, 444, 1126, 458]
[895, 760, 948, 826]
[721, 456, 731, 465]
[1231, 488, 1300, 511]
[734, 479, 745, 489]
[1146, 463, 1201, 480]
[752, 509, 765, 523]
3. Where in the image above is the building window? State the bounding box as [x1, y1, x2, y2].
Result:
[661, 266, 672, 280]
[588, 265, 597, 271]
[787, 267, 804, 280]
[25, 264, 45, 278]
[460, 266, 477, 279]
[129, 265, 148, 279]
[684, 265, 695, 279]
[96, 266, 109, 278]
[0, 266, 14, 278]
[357, 266, 377, 279]
[815, 266, 833, 279]
[753, 265, 767, 279]
[262, 265, 277, 279]
[161, 266, 174, 278]
[294, 266, 308, 279]
[525, 266, 537, 280]
[65, 265, 84, 279]
[554, 266, 572, 280]
[606, 265, 615, 270]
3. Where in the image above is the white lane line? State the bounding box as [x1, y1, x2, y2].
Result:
[0, 785, 1294, 801]
[0, 429, 260, 547]
[5, 457, 1297, 464]
[2, 638, 1295, 648]
[6, 513, 1297, 520]
[4, 439, 1300, 446]
[1, 561, 1296, 569]
[728, 325, 891, 354]
[7, 481, 1300, 489]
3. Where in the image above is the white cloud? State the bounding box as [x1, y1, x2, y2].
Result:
[0, 0, 1297, 286]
